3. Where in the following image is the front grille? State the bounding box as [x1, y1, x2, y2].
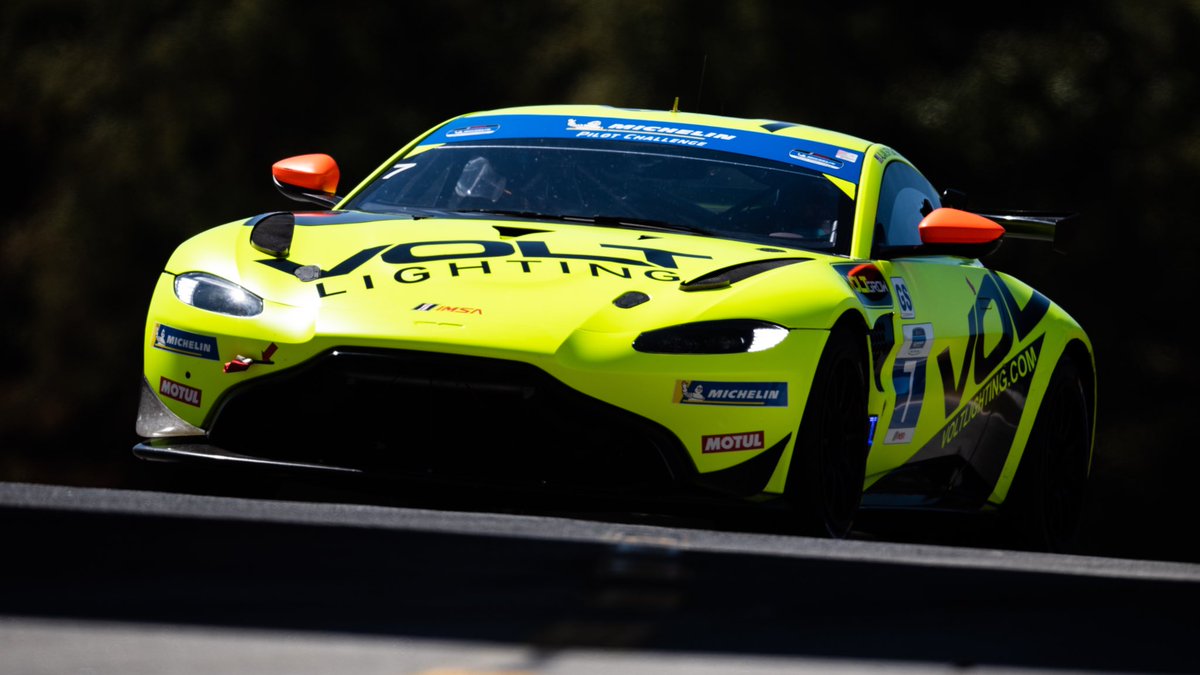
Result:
[207, 348, 688, 490]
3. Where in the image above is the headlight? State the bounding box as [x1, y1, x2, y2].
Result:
[633, 320, 789, 354]
[174, 272, 264, 317]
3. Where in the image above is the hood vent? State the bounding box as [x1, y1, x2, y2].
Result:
[613, 291, 650, 308]
[680, 258, 811, 292]
[493, 225, 550, 238]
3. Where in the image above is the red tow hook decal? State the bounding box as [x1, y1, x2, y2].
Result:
[223, 342, 278, 373]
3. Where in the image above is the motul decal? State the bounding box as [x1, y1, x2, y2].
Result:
[160, 377, 201, 407]
[702, 431, 765, 453]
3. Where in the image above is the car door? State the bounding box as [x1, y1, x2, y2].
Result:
[861, 160, 1043, 509]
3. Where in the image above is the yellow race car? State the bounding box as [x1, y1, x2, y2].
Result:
[134, 104, 1095, 550]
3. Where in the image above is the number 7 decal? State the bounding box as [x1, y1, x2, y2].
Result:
[884, 323, 933, 445]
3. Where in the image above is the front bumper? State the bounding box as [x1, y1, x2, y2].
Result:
[139, 348, 693, 492]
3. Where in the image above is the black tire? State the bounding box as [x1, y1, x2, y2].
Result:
[1002, 355, 1092, 553]
[786, 326, 871, 538]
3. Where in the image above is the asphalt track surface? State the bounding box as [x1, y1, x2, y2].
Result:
[2, 470, 1199, 675]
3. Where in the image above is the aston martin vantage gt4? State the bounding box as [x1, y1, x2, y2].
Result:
[135, 104, 1096, 550]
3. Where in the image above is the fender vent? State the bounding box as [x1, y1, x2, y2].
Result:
[248, 212, 295, 258]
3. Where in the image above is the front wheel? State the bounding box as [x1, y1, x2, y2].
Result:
[786, 326, 871, 538]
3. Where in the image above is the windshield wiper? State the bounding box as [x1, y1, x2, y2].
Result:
[451, 208, 564, 221]
[451, 208, 715, 236]
[581, 214, 715, 236]
[361, 205, 460, 219]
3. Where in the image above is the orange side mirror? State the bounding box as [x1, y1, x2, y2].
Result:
[918, 207, 1005, 245]
[272, 154, 340, 195]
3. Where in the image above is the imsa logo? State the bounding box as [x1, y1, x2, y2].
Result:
[413, 302, 483, 315]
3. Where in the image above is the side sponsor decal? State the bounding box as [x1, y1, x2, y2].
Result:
[865, 270, 1052, 503]
[936, 272, 1049, 417]
[834, 263, 893, 308]
[675, 380, 788, 407]
[884, 323, 934, 445]
[702, 431, 765, 453]
[938, 336, 1042, 450]
[892, 276, 915, 319]
[153, 324, 219, 361]
[899, 323, 931, 358]
[160, 377, 201, 407]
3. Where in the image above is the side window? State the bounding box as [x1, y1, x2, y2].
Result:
[875, 161, 941, 250]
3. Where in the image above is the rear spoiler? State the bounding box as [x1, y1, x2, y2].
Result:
[973, 210, 1080, 255]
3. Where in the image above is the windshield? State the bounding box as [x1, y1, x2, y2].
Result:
[342, 138, 855, 253]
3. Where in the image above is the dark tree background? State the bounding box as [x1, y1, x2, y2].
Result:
[3, 1, 1197, 562]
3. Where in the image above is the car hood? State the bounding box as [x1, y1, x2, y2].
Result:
[166, 211, 852, 354]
